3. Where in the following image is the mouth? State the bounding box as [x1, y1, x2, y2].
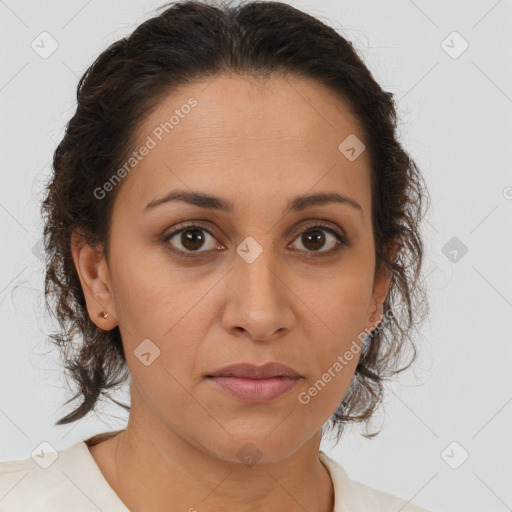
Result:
[206, 362, 303, 403]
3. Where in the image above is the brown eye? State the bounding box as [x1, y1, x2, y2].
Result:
[163, 225, 221, 259]
[289, 224, 347, 255]
[179, 228, 207, 251]
[300, 229, 327, 251]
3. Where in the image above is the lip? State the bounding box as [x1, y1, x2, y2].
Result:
[207, 376, 301, 403]
[207, 362, 301, 379]
[206, 362, 302, 403]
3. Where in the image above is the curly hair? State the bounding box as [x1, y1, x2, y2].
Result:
[41, 0, 430, 440]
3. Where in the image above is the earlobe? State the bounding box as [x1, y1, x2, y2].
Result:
[70, 230, 118, 330]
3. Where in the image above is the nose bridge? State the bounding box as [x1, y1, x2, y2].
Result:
[224, 234, 291, 337]
[235, 235, 282, 306]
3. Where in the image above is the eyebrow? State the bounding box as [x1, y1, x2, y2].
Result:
[144, 190, 363, 218]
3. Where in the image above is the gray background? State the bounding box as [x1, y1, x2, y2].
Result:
[1, 1, 511, 511]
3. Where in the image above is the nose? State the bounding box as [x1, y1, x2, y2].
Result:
[221, 245, 294, 342]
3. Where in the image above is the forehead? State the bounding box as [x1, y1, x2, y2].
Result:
[118, 73, 371, 215]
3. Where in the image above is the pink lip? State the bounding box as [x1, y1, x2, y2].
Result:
[208, 376, 301, 403]
[207, 362, 301, 379]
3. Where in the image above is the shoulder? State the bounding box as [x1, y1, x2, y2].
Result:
[349, 479, 432, 512]
[319, 451, 432, 512]
[0, 440, 128, 512]
[1, 446, 59, 509]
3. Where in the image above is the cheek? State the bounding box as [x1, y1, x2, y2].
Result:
[296, 259, 373, 410]
[110, 244, 215, 382]
[121, 308, 209, 424]
[108, 236, 187, 338]
[298, 331, 362, 423]
[302, 262, 373, 347]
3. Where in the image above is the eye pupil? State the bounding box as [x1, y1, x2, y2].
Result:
[303, 229, 325, 251]
[181, 229, 205, 251]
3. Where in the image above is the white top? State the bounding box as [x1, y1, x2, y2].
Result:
[0, 440, 431, 511]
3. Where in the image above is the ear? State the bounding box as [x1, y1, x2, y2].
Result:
[70, 229, 118, 331]
[365, 240, 400, 331]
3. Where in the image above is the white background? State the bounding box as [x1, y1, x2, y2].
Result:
[1, 1, 511, 511]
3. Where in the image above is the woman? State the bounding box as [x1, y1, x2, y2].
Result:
[0, 1, 431, 510]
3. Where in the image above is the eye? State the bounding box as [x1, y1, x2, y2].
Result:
[288, 222, 348, 257]
[162, 221, 349, 260]
[163, 224, 222, 259]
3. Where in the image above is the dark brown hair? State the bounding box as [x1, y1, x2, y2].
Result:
[42, 0, 430, 440]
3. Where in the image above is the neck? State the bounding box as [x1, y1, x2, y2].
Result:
[101, 419, 334, 512]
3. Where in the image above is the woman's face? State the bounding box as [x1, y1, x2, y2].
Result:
[79, 73, 392, 462]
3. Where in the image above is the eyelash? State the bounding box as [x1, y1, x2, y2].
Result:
[162, 221, 349, 261]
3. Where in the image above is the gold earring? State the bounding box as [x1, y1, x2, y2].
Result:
[99, 311, 109, 319]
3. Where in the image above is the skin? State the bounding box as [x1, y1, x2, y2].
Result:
[71, 73, 395, 512]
